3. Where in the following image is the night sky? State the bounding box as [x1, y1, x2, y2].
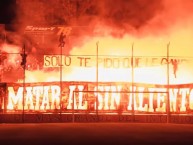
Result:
[0, 0, 16, 24]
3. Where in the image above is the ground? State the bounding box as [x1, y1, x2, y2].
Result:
[0, 123, 193, 145]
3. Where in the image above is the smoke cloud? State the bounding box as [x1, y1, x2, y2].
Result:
[13, 0, 193, 36]
[14, 0, 165, 37]
[2, 0, 193, 82]
[2, 0, 193, 57]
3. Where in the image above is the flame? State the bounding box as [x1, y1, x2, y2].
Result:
[22, 29, 193, 84]
[3, 0, 193, 114]
[1, 27, 193, 85]
[1, 0, 193, 85]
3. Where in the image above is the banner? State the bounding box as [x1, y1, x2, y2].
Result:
[2, 82, 193, 114]
[43, 55, 190, 68]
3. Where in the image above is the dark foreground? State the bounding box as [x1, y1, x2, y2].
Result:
[0, 123, 193, 145]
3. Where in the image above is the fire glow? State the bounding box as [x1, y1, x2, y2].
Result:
[1, 0, 193, 117]
[6, 83, 193, 113]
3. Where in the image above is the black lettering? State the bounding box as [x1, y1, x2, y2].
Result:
[135, 58, 140, 67]
[64, 56, 71, 66]
[105, 58, 112, 68]
[75, 115, 82, 121]
[86, 115, 98, 122]
[151, 58, 158, 66]
[51, 56, 59, 66]
[113, 58, 120, 68]
[43, 114, 51, 122]
[36, 114, 43, 121]
[85, 58, 91, 67]
[161, 58, 168, 65]
[170, 115, 179, 123]
[159, 115, 167, 123]
[44, 56, 51, 66]
[77, 57, 84, 66]
[51, 114, 61, 122]
[185, 116, 192, 123]
[146, 115, 156, 122]
[123, 58, 130, 68]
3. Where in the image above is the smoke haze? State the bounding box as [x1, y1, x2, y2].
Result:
[1, 0, 193, 83]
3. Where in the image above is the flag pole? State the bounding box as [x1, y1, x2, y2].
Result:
[22, 43, 26, 123]
[131, 43, 135, 121]
[167, 42, 170, 123]
[96, 41, 99, 118]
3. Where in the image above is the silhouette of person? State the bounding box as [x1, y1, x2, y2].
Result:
[172, 59, 178, 78]
[58, 32, 66, 47]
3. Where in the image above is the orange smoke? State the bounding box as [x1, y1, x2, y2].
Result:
[1, 0, 193, 84]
